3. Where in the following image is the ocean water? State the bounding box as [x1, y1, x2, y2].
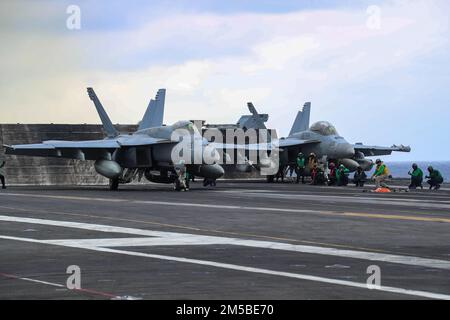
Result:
[368, 161, 450, 182]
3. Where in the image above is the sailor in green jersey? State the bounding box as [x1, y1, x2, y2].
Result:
[296, 152, 306, 184]
[408, 163, 423, 189]
[336, 164, 350, 186]
[426, 166, 444, 190]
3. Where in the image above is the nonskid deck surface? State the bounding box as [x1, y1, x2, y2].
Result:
[0, 181, 449, 300]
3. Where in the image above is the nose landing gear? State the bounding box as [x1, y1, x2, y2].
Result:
[109, 178, 119, 191]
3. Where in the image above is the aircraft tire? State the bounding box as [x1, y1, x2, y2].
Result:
[109, 178, 119, 191]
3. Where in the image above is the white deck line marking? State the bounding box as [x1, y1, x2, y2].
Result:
[45, 237, 225, 247]
[18, 277, 65, 287]
[0, 234, 449, 300]
[1, 215, 450, 270]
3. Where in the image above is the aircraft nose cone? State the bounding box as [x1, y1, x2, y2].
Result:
[337, 143, 355, 158]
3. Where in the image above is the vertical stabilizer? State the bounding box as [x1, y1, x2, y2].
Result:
[236, 102, 268, 129]
[87, 87, 118, 138]
[288, 102, 311, 136]
[138, 89, 166, 130]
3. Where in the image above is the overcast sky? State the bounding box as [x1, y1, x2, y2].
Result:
[0, 0, 449, 160]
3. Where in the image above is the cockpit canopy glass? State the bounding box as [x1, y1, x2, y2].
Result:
[309, 121, 339, 136]
[172, 120, 198, 134]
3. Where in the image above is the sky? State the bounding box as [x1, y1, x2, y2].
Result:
[0, 0, 449, 161]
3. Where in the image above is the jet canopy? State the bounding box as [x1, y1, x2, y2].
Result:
[172, 120, 199, 134]
[309, 121, 339, 136]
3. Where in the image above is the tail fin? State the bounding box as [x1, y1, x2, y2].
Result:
[246, 102, 267, 129]
[237, 102, 268, 129]
[247, 102, 258, 116]
[138, 89, 166, 130]
[288, 102, 311, 136]
[87, 87, 118, 138]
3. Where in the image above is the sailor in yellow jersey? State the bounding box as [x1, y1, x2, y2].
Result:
[371, 159, 389, 188]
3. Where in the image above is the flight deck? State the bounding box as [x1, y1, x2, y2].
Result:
[0, 181, 449, 300]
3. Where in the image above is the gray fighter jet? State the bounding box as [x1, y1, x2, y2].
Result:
[4, 88, 224, 190]
[228, 102, 410, 180]
[275, 102, 411, 173]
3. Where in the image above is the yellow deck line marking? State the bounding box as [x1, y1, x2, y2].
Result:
[1, 191, 449, 224]
[343, 212, 450, 223]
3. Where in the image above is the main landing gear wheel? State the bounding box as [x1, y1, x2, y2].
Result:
[109, 178, 119, 191]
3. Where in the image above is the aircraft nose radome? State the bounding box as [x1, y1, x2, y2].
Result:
[337, 143, 355, 158]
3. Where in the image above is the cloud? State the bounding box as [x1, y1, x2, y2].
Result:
[0, 0, 449, 160]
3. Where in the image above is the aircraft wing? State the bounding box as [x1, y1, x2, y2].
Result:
[210, 142, 275, 151]
[210, 138, 319, 151]
[39, 140, 121, 149]
[4, 143, 58, 158]
[4, 137, 174, 160]
[354, 143, 411, 157]
[117, 136, 172, 147]
[4, 139, 121, 159]
[278, 138, 320, 148]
